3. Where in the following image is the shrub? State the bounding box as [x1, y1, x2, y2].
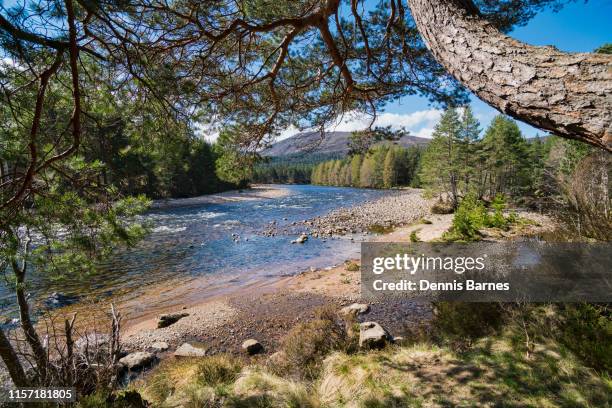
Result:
[409, 230, 420, 242]
[488, 194, 509, 229]
[345, 261, 360, 272]
[431, 302, 504, 349]
[558, 303, 612, 373]
[78, 391, 148, 408]
[273, 306, 348, 380]
[444, 194, 487, 241]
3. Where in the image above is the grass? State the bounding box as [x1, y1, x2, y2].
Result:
[129, 305, 610, 408]
[136, 354, 243, 406]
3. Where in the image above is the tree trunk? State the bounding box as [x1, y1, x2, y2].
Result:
[407, 0, 612, 151]
[0, 329, 29, 387]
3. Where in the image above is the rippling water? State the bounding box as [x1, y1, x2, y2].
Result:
[1, 185, 390, 318]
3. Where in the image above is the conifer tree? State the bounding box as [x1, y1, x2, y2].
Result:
[419, 107, 463, 206]
[383, 148, 398, 188]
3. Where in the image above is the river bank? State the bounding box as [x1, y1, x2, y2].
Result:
[118, 189, 555, 357]
[27, 185, 556, 380]
[121, 187, 436, 353]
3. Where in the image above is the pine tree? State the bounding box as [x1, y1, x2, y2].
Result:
[458, 106, 481, 192]
[419, 107, 463, 206]
[383, 148, 398, 188]
[481, 115, 530, 198]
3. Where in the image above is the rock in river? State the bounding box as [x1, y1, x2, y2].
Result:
[359, 322, 392, 349]
[241, 339, 263, 355]
[291, 234, 308, 244]
[157, 312, 189, 328]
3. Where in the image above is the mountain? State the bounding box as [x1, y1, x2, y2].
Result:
[262, 131, 429, 157]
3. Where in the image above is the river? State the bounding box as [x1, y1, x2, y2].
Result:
[1, 185, 391, 322]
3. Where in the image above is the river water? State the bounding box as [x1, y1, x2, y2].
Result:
[1, 185, 390, 320]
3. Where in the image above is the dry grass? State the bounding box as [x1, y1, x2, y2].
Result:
[137, 354, 243, 407]
[133, 305, 611, 408]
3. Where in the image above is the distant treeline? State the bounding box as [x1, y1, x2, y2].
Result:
[252, 153, 342, 184]
[311, 145, 422, 188]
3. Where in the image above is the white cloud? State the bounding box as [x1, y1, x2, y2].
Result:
[327, 109, 443, 138]
[199, 108, 444, 142]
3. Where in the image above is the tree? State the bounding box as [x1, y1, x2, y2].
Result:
[419, 107, 463, 206]
[480, 115, 530, 198]
[360, 154, 376, 188]
[383, 148, 398, 188]
[350, 155, 363, 187]
[458, 106, 481, 191]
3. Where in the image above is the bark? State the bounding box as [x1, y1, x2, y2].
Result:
[407, 0, 612, 151]
[0, 329, 29, 387]
[12, 261, 49, 382]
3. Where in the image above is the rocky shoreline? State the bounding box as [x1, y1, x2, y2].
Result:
[261, 188, 432, 238]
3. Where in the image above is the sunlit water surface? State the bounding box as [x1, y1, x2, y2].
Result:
[1, 185, 390, 319]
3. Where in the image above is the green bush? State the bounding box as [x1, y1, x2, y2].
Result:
[488, 194, 509, 229]
[444, 194, 487, 241]
[78, 391, 148, 408]
[432, 302, 504, 348]
[558, 304, 612, 373]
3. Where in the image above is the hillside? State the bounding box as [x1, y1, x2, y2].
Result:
[262, 131, 429, 157]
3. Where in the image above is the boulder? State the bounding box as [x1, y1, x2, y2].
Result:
[174, 342, 207, 357]
[44, 292, 80, 309]
[339, 303, 370, 317]
[157, 312, 189, 328]
[241, 339, 263, 355]
[291, 234, 308, 244]
[151, 341, 169, 352]
[119, 352, 156, 370]
[359, 322, 391, 349]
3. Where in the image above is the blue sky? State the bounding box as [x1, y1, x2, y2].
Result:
[317, 0, 612, 140]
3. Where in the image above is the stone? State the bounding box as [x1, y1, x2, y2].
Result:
[157, 312, 189, 328]
[339, 303, 370, 317]
[151, 341, 169, 352]
[174, 342, 207, 357]
[119, 352, 156, 370]
[44, 292, 79, 309]
[359, 322, 391, 349]
[291, 234, 308, 244]
[241, 339, 263, 355]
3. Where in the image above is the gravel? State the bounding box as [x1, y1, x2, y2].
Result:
[301, 189, 431, 237]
